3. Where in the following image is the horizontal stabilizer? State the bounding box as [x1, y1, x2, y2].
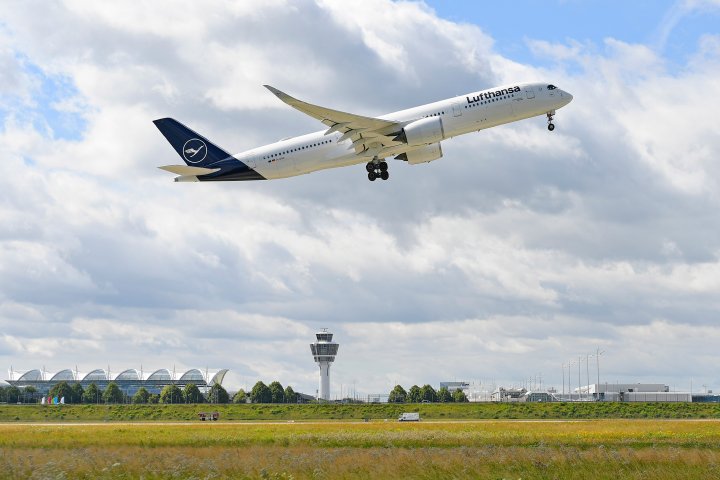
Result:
[158, 165, 220, 176]
[174, 175, 199, 182]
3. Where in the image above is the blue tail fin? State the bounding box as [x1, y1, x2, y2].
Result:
[153, 118, 232, 167]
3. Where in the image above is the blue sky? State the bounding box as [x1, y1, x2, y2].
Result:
[425, 0, 720, 64]
[0, 0, 719, 397]
[0, 53, 86, 141]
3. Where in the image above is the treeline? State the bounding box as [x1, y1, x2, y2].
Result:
[388, 384, 469, 403]
[0, 381, 231, 405]
[0, 385, 38, 404]
[232, 381, 298, 404]
[0, 380, 301, 405]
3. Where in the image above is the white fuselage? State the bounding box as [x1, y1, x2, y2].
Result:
[240, 82, 572, 179]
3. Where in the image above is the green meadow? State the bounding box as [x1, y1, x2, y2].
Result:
[1, 401, 719, 422]
[2, 420, 720, 479]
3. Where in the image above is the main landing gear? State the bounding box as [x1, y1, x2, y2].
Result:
[546, 111, 556, 131]
[366, 159, 389, 181]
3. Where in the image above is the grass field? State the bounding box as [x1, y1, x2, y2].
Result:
[2, 420, 720, 479]
[2, 404, 720, 478]
[1, 401, 719, 422]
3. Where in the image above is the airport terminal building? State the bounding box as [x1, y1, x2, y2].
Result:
[5, 367, 229, 396]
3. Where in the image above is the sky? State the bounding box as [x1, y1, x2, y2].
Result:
[0, 0, 719, 398]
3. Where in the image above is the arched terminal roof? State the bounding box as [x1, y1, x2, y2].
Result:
[50, 369, 75, 382]
[179, 369, 204, 383]
[17, 369, 42, 381]
[114, 369, 140, 381]
[147, 369, 172, 381]
[210, 369, 228, 385]
[6, 367, 228, 387]
[82, 369, 108, 381]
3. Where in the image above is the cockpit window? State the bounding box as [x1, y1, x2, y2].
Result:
[547, 84, 557, 90]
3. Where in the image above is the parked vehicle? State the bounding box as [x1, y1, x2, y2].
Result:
[198, 411, 220, 421]
[398, 412, 420, 422]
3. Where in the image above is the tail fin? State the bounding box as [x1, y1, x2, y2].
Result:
[153, 118, 233, 167]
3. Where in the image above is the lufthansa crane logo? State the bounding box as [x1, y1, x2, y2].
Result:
[182, 138, 207, 164]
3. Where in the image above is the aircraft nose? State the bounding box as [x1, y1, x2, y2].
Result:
[563, 91, 573, 104]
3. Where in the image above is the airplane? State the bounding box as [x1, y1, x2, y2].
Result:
[153, 82, 573, 182]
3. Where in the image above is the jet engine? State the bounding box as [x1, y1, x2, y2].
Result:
[395, 143, 443, 165]
[393, 116, 445, 146]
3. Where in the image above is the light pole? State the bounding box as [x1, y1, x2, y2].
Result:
[577, 356, 582, 399]
[562, 364, 565, 396]
[595, 347, 604, 399]
[586, 354, 590, 397]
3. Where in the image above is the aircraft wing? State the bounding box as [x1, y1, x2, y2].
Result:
[264, 85, 403, 157]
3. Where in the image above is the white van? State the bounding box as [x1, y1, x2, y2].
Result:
[398, 412, 420, 422]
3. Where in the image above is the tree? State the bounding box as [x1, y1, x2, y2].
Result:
[183, 384, 205, 404]
[103, 382, 124, 404]
[0, 386, 6, 403]
[6, 386, 20, 404]
[453, 388, 469, 403]
[420, 384, 437, 403]
[233, 389, 247, 404]
[388, 385, 407, 403]
[250, 381, 271, 404]
[49, 381, 74, 403]
[407, 385, 422, 403]
[283, 386, 296, 404]
[437, 386, 452, 403]
[148, 393, 160, 404]
[268, 381, 285, 404]
[159, 384, 183, 404]
[70, 383, 84, 404]
[83, 383, 102, 404]
[207, 383, 229, 404]
[23, 386, 38, 404]
[132, 387, 150, 404]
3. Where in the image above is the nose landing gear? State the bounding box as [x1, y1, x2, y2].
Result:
[547, 111, 556, 131]
[366, 159, 389, 181]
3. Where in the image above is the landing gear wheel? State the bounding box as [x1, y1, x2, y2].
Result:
[365, 157, 389, 182]
[546, 111, 555, 132]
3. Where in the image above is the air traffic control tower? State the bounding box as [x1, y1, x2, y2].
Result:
[310, 329, 339, 401]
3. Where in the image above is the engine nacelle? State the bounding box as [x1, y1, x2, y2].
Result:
[395, 143, 443, 165]
[395, 116, 445, 146]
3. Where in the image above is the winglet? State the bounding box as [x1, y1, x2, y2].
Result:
[262, 85, 398, 134]
[264, 85, 301, 108]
